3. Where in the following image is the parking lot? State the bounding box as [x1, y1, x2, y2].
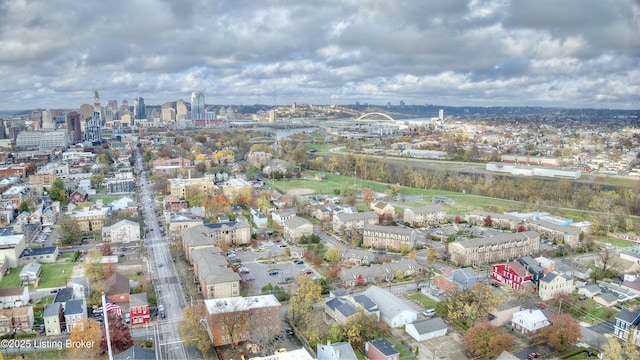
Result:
[232, 240, 319, 295]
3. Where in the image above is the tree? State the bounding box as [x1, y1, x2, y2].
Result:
[84, 249, 104, 282]
[541, 314, 581, 352]
[58, 216, 81, 245]
[327, 323, 344, 343]
[602, 337, 624, 360]
[49, 178, 68, 204]
[101, 242, 112, 256]
[362, 188, 374, 205]
[102, 312, 133, 354]
[69, 318, 102, 358]
[312, 255, 323, 267]
[90, 174, 105, 189]
[177, 303, 211, 358]
[464, 320, 514, 358]
[483, 214, 493, 227]
[324, 247, 341, 263]
[342, 308, 389, 350]
[288, 275, 322, 326]
[443, 283, 501, 327]
[517, 224, 526, 232]
[219, 298, 252, 350]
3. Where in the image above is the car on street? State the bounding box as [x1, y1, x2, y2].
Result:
[423, 308, 435, 317]
[535, 303, 546, 310]
[158, 263, 163, 267]
[278, 244, 287, 248]
[273, 334, 283, 342]
[528, 352, 541, 359]
[158, 305, 166, 318]
[268, 271, 279, 276]
[302, 268, 313, 274]
[244, 276, 256, 281]
[286, 328, 294, 336]
[293, 260, 304, 265]
[274, 348, 287, 355]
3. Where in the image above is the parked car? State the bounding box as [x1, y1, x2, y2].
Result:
[286, 327, 294, 336]
[273, 334, 283, 342]
[423, 308, 435, 317]
[293, 260, 304, 265]
[38, 325, 45, 333]
[535, 303, 546, 310]
[268, 271, 279, 276]
[528, 352, 541, 359]
[578, 295, 587, 301]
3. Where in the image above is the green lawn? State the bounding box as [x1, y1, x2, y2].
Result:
[562, 298, 614, 324]
[408, 293, 439, 310]
[38, 263, 75, 288]
[0, 266, 23, 287]
[387, 337, 416, 359]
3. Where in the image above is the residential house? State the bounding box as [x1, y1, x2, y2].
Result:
[465, 210, 520, 230]
[168, 215, 204, 235]
[250, 208, 268, 229]
[181, 222, 251, 253]
[19, 262, 41, 285]
[102, 219, 140, 244]
[489, 301, 521, 327]
[69, 207, 109, 232]
[448, 231, 540, 267]
[340, 248, 373, 266]
[366, 338, 399, 360]
[405, 317, 448, 341]
[129, 293, 150, 325]
[492, 261, 532, 290]
[204, 295, 281, 346]
[69, 189, 89, 204]
[451, 268, 479, 289]
[621, 273, 640, 297]
[511, 309, 550, 337]
[163, 195, 188, 211]
[0, 307, 34, 335]
[106, 272, 130, 304]
[53, 288, 74, 309]
[362, 286, 417, 328]
[0, 234, 26, 267]
[370, 201, 395, 219]
[538, 273, 573, 301]
[71, 277, 90, 300]
[63, 299, 87, 332]
[313, 207, 331, 222]
[317, 341, 358, 360]
[578, 284, 602, 299]
[614, 309, 640, 341]
[44, 303, 63, 336]
[0, 287, 29, 309]
[271, 209, 296, 227]
[403, 204, 446, 226]
[517, 256, 544, 290]
[593, 292, 619, 308]
[340, 259, 421, 287]
[283, 217, 313, 243]
[290, 246, 305, 259]
[362, 224, 417, 252]
[333, 211, 379, 236]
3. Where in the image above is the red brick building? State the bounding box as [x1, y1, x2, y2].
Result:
[492, 261, 532, 290]
[205, 295, 280, 346]
[129, 293, 150, 325]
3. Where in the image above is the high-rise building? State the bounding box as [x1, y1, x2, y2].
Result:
[120, 99, 130, 114]
[439, 109, 444, 121]
[93, 91, 102, 121]
[176, 100, 188, 121]
[107, 100, 118, 110]
[191, 91, 205, 121]
[66, 111, 82, 143]
[42, 109, 55, 130]
[84, 111, 102, 145]
[133, 97, 146, 125]
[79, 104, 94, 120]
[0, 120, 6, 140]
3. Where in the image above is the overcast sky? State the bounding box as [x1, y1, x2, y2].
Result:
[1, 0, 638, 110]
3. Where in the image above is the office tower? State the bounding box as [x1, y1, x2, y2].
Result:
[439, 109, 444, 121]
[93, 91, 102, 121]
[107, 100, 118, 110]
[79, 104, 94, 120]
[66, 111, 82, 143]
[133, 97, 146, 125]
[120, 99, 130, 114]
[0, 120, 5, 140]
[191, 91, 205, 121]
[176, 100, 188, 121]
[42, 109, 55, 130]
[84, 111, 102, 145]
[29, 110, 42, 129]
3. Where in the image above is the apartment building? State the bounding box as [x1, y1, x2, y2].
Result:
[403, 204, 446, 226]
[362, 224, 417, 251]
[448, 231, 540, 267]
[333, 211, 379, 235]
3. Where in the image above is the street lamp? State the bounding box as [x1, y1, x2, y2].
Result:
[62, 269, 67, 285]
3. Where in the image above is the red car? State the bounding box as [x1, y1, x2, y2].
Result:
[528, 352, 541, 359]
[535, 303, 546, 310]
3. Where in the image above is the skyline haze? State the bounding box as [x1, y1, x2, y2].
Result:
[0, 0, 638, 110]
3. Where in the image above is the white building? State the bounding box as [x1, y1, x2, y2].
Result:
[102, 219, 140, 244]
[362, 286, 417, 328]
[406, 317, 448, 341]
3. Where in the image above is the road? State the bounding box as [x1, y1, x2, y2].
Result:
[135, 149, 189, 360]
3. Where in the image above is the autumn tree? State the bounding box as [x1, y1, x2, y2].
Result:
[101, 242, 113, 256]
[342, 308, 390, 350]
[362, 188, 374, 205]
[517, 224, 526, 232]
[102, 312, 133, 355]
[464, 320, 514, 358]
[541, 314, 581, 352]
[69, 319, 102, 358]
[483, 214, 493, 227]
[177, 303, 211, 357]
[288, 275, 322, 326]
[84, 249, 105, 282]
[257, 190, 271, 214]
[49, 178, 68, 204]
[324, 247, 341, 263]
[58, 216, 81, 245]
[185, 187, 207, 207]
[443, 282, 501, 327]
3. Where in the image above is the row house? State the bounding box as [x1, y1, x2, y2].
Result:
[129, 293, 150, 326]
[448, 231, 540, 267]
[527, 220, 581, 248]
[333, 211, 379, 235]
[340, 259, 421, 287]
[0, 306, 34, 335]
[1, 185, 29, 208]
[465, 210, 520, 230]
[204, 295, 281, 346]
[614, 309, 640, 342]
[362, 224, 417, 251]
[192, 248, 241, 299]
[64, 299, 87, 332]
[0, 166, 26, 180]
[403, 204, 446, 226]
[492, 261, 532, 290]
[339, 248, 374, 266]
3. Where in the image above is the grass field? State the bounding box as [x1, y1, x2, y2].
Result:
[38, 263, 75, 288]
[0, 266, 23, 287]
[408, 293, 439, 310]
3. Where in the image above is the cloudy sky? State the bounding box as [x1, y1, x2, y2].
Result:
[1, 0, 638, 110]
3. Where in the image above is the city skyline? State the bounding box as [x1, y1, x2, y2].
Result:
[0, 0, 638, 110]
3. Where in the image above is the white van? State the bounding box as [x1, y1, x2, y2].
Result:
[423, 308, 435, 317]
